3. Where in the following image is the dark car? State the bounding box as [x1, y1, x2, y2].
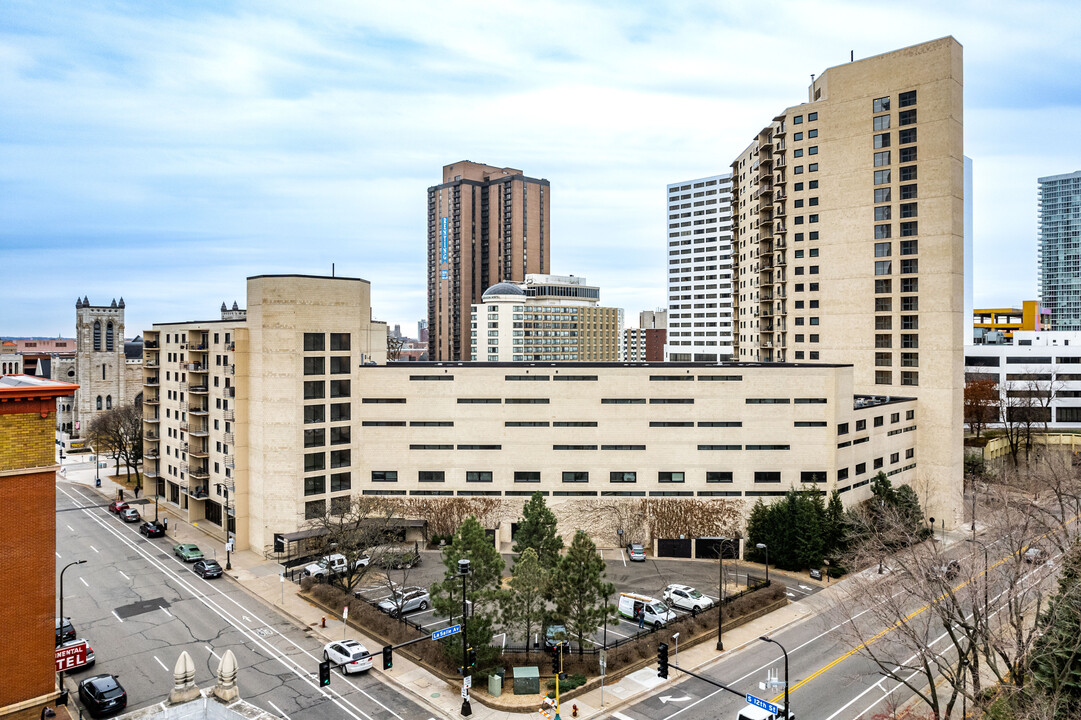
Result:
[193, 559, 223, 579]
[139, 521, 165, 538]
[78, 674, 127, 718]
[56, 617, 76, 645]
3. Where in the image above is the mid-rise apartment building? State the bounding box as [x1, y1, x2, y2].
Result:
[665, 174, 735, 362]
[729, 37, 964, 526]
[427, 161, 551, 361]
[973, 300, 1052, 344]
[142, 275, 387, 554]
[471, 275, 622, 362]
[1038, 171, 1081, 331]
[625, 310, 667, 361]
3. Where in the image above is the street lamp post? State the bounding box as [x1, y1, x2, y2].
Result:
[458, 559, 472, 717]
[671, 632, 680, 664]
[969, 537, 991, 649]
[717, 538, 728, 651]
[216, 483, 232, 570]
[756, 542, 770, 587]
[58, 560, 87, 647]
[759, 636, 790, 719]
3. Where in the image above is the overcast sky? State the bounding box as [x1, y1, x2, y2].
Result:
[3, 1, 1080, 339]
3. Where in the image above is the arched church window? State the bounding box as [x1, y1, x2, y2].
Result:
[96, 396, 102, 410]
[106, 321, 114, 352]
[93, 321, 101, 351]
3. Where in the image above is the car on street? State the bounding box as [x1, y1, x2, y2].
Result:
[193, 559, 223, 579]
[627, 543, 646, 562]
[1024, 547, 1045, 564]
[59, 638, 96, 671]
[173, 544, 204, 562]
[545, 624, 568, 649]
[78, 674, 127, 717]
[56, 617, 76, 645]
[323, 640, 372, 674]
[107, 500, 129, 514]
[927, 559, 962, 582]
[119, 507, 141, 523]
[377, 586, 430, 617]
[663, 584, 715, 612]
[139, 521, 165, 538]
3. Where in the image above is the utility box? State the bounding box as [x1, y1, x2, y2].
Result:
[488, 672, 502, 697]
[513, 666, 539, 695]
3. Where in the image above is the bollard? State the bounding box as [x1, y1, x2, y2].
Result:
[321, 617, 326, 628]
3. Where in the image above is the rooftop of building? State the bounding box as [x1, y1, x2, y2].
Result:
[1038, 170, 1081, 183]
[481, 283, 527, 299]
[0, 374, 79, 398]
[385, 360, 854, 370]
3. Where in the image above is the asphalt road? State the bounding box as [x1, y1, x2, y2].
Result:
[55, 482, 438, 720]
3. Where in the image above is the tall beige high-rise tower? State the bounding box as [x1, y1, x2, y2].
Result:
[427, 161, 551, 361]
[730, 37, 964, 526]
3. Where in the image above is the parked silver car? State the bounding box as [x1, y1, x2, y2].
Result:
[377, 586, 430, 617]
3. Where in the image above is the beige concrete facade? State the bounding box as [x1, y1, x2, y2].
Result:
[730, 37, 964, 527]
[427, 161, 551, 361]
[143, 275, 388, 554]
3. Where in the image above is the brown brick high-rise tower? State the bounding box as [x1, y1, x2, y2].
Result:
[427, 161, 551, 361]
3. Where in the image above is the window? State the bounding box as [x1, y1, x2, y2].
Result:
[874, 133, 891, 149]
[304, 357, 325, 375]
[838, 423, 849, 435]
[304, 333, 324, 351]
[330, 356, 350, 374]
[899, 90, 916, 107]
[330, 333, 350, 351]
[808, 112, 818, 121]
[330, 426, 350, 445]
[899, 127, 917, 145]
[901, 371, 919, 387]
[900, 221, 918, 238]
[808, 146, 818, 155]
[304, 429, 325, 447]
[900, 184, 918, 200]
[330, 403, 350, 422]
[793, 115, 804, 124]
[304, 476, 325, 496]
[808, 164, 818, 173]
[902, 315, 919, 330]
[900, 146, 917, 163]
[330, 380, 350, 398]
[562, 471, 589, 483]
[466, 471, 493, 483]
[876, 352, 892, 366]
[876, 334, 893, 348]
[875, 297, 893, 312]
[610, 472, 637, 483]
[304, 452, 325, 472]
[874, 151, 891, 167]
[901, 258, 918, 274]
[874, 170, 891, 185]
[372, 471, 397, 482]
[304, 381, 325, 400]
[902, 334, 919, 349]
[658, 471, 685, 483]
[901, 277, 918, 293]
[875, 206, 892, 221]
[93, 321, 101, 351]
[873, 97, 891, 113]
[514, 471, 541, 483]
[900, 166, 918, 182]
[875, 261, 892, 275]
[754, 471, 781, 483]
[794, 149, 803, 158]
[900, 202, 918, 219]
[874, 187, 892, 203]
[706, 472, 733, 483]
[875, 224, 892, 239]
[793, 132, 803, 141]
[96, 395, 102, 410]
[794, 166, 804, 175]
[419, 471, 445, 482]
[305, 500, 325, 520]
[901, 295, 918, 311]
[330, 449, 350, 468]
[330, 496, 350, 516]
[875, 316, 893, 330]
[873, 115, 890, 131]
[105, 395, 112, 410]
[899, 109, 917, 126]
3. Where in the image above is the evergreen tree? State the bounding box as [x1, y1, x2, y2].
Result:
[512, 491, 564, 569]
[824, 489, 847, 557]
[1030, 539, 1081, 718]
[892, 484, 927, 539]
[430, 516, 506, 668]
[548, 531, 616, 653]
[745, 500, 773, 564]
[501, 548, 549, 657]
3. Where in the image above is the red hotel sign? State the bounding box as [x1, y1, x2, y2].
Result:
[55, 641, 88, 672]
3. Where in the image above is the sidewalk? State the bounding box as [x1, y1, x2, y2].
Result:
[57, 455, 978, 720]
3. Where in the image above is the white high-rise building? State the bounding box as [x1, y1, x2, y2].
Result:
[664, 174, 735, 362]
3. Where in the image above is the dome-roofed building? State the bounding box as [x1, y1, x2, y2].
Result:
[481, 282, 527, 300]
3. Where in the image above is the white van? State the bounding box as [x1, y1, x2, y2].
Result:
[617, 592, 677, 629]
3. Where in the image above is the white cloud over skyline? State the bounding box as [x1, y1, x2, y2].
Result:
[2, 0, 1080, 338]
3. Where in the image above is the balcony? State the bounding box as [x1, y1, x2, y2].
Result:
[224, 410, 235, 422]
[226, 364, 235, 376]
[144, 417, 160, 424]
[224, 432, 235, 445]
[189, 446, 209, 459]
[143, 341, 159, 349]
[180, 421, 189, 432]
[226, 342, 235, 351]
[189, 426, 210, 438]
[143, 469, 160, 479]
[144, 396, 159, 405]
[144, 449, 160, 460]
[189, 405, 209, 416]
[189, 385, 209, 395]
[225, 455, 235, 470]
[187, 484, 210, 499]
[145, 377, 159, 386]
[189, 344, 209, 353]
[145, 432, 159, 441]
[185, 363, 208, 373]
[224, 387, 235, 398]
[145, 360, 159, 369]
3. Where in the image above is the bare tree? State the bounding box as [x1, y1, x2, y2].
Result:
[86, 403, 142, 484]
[400, 496, 500, 542]
[305, 495, 403, 592]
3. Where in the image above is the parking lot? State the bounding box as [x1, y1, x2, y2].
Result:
[335, 546, 821, 652]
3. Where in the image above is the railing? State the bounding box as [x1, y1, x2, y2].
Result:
[224, 432, 235, 445]
[225, 387, 235, 398]
[224, 410, 235, 422]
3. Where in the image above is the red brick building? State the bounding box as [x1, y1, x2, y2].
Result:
[0, 375, 78, 720]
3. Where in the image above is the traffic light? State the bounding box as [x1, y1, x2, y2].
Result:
[467, 647, 477, 668]
[550, 646, 561, 674]
[382, 645, 393, 670]
[657, 642, 669, 679]
[319, 659, 331, 686]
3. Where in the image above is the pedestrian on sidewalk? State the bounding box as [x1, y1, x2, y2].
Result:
[637, 606, 645, 629]
[134, 485, 140, 499]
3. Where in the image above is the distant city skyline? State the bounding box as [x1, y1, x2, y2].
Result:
[3, 2, 1080, 337]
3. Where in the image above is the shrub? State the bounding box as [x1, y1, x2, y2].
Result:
[300, 576, 315, 592]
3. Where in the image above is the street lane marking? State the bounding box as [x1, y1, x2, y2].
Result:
[57, 486, 389, 720]
[118, 570, 129, 580]
[267, 700, 291, 720]
[112, 610, 123, 623]
[56, 552, 61, 559]
[79, 577, 89, 587]
[90, 545, 99, 553]
[66, 525, 73, 531]
[161, 606, 172, 617]
[612, 713, 638, 720]
[154, 655, 168, 671]
[206, 645, 220, 660]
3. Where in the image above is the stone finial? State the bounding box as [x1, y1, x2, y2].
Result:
[83, 296, 90, 307]
[76, 297, 82, 309]
[232, 301, 239, 310]
[118, 297, 125, 308]
[168, 650, 201, 704]
[111, 298, 117, 308]
[221, 302, 228, 312]
[212, 649, 240, 702]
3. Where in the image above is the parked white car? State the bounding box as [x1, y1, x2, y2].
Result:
[377, 587, 430, 617]
[302, 553, 369, 580]
[663, 584, 714, 612]
[322, 640, 372, 674]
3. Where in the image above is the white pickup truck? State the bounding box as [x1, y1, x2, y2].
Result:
[301, 553, 369, 580]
